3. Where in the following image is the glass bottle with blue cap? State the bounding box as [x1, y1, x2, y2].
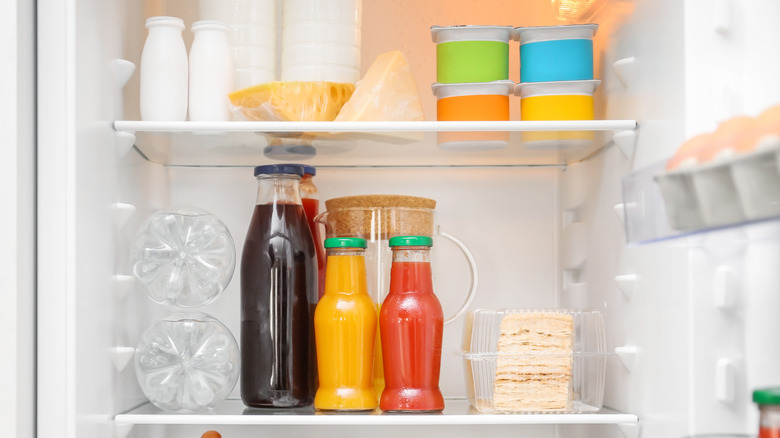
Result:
[240, 163, 318, 408]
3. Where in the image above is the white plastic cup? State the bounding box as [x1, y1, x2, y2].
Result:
[280, 65, 360, 83]
[232, 45, 277, 68]
[189, 21, 233, 121]
[282, 22, 360, 45]
[283, 0, 361, 24]
[281, 0, 361, 83]
[281, 43, 360, 67]
[199, 0, 277, 88]
[140, 16, 188, 121]
[229, 23, 276, 45]
[200, 0, 276, 26]
[233, 67, 276, 89]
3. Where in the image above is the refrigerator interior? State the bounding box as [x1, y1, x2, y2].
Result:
[35, 0, 780, 437]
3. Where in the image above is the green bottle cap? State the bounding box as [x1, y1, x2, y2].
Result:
[388, 236, 433, 247]
[754, 388, 780, 405]
[324, 237, 367, 249]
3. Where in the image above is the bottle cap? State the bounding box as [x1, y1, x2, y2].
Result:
[324, 237, 367, 249]
[389, 235, 433, 247]
[253, 164, 305, 177]
[754, 388, 780, 405]
[302, 165, 316, 176]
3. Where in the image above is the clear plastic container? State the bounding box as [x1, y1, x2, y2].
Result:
[461, 308, 606, 413]
[130, 206, 236, 308]
[134, 312, 240, 412]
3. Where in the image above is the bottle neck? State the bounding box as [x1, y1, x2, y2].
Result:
[255, 174, 302, 206]
[391, 246, 431, 263]
[326, 247, 366, 258]
[324, 248, 367, 295]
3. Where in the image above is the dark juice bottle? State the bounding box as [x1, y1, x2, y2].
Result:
[379, 235, 444, 412]
[241, 164, 317, 408]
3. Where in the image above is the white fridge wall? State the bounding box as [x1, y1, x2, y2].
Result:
[0, 0, 35, 436]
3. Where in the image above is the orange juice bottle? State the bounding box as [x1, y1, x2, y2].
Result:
[314, 237, 378, 411]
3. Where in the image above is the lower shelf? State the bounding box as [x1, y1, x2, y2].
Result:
[114, 399, 639, 426]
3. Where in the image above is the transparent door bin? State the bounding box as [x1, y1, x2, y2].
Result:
[622, 141, 780, 244]
[134, 312, 240, 412]
[130, 206, 236, 307]
[461, 308, 606, 414]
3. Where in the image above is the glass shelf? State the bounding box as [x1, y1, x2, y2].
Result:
[622, 143, 780, 244]
[113, 120, 637, 167]
[114, 399, 639, 426]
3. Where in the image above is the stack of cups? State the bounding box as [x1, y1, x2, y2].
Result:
[200, 0, 276, 90]
[281, 0, 362, 83]
[513, 24, 599, 148]
[430, 26, 514, 150]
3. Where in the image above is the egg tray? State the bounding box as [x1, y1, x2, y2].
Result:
[655, 139, 780, 232]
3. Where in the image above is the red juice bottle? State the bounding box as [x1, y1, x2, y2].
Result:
[755, 388, 780, 438]
[300, 165, 326, 300]
[241, 164, 318, 408]
[379, 235, 444, 412]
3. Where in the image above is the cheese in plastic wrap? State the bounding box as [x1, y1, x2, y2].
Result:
[228, 81, 355, 122]
[336, 50, 424, 121]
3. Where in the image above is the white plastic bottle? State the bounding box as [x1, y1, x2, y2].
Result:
[189, 21, 233, 121]
[140, 16, 188, 121]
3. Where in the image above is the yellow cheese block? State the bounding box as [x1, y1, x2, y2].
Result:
[335, 51, 424, 121]
[228, 81, 355, 122]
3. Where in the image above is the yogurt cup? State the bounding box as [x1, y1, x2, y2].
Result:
[514, 24, 598, 83]
[431, 25, 513, 84]
[515, 79, 599, 148]
[432, 80, 514, 149]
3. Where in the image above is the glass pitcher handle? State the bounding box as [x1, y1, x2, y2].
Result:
[438, 226, 478, 325]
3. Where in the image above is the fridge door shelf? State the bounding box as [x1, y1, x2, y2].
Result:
[112, 120, 638, 167]
[622, 147, 780, 244]
[113, 399, 639, 426]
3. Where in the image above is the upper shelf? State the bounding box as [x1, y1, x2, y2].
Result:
[113, 120, 638, 167]
[114, 399, 639, 426]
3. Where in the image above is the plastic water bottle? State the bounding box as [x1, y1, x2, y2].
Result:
[189, 20, 233, 121]
[130, 206, 236, 308]
[135, 312, 240, 412]
[140, 16, 188, 121]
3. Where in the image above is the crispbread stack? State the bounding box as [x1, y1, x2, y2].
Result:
[493, 312, 574, 412]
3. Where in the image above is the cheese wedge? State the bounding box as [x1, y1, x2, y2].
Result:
[228, 81, 355, 122]
[335, 51, 424, 121]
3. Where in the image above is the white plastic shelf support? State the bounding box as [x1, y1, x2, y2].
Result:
[615, 345, 639, 372]
[713, 265, 739, 311]
[612, 57, 637, 88]
[618, 422, 641, 438]
[613, 130, 637, 158]
[114, 131, 136, 159]
[110, 346, 135, 373]
[715, 357, 737, 404]
[111, 59, 136, 88]
[110, 202, 136, 230]
[114, 422, 134, 438]
[615, 273, 639, 301]
[111, 274, 134, 301]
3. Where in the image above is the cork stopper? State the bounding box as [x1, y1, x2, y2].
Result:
[322, 195, 436, 239]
